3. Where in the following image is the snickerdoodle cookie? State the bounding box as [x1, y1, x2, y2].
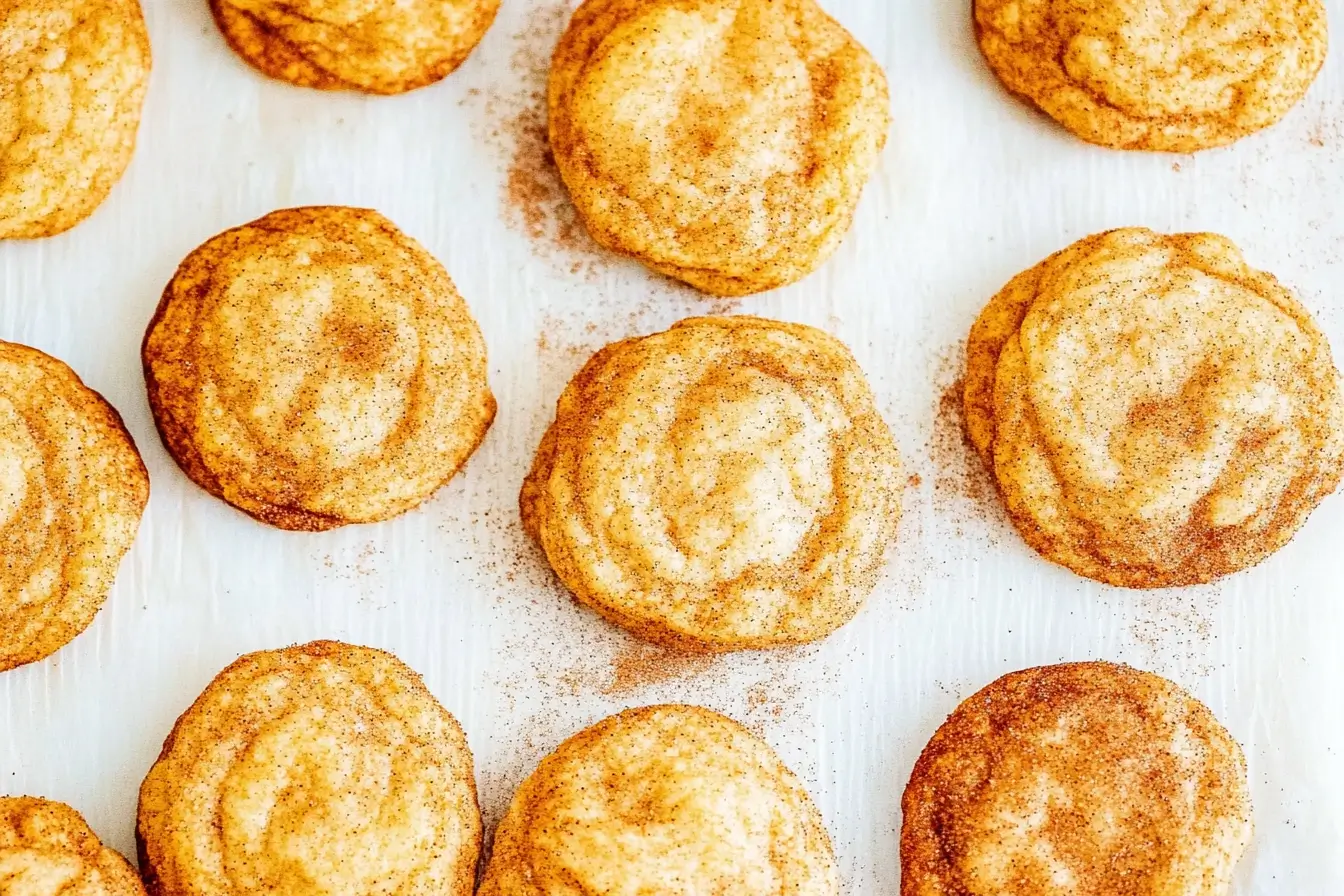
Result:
[136, 641, 481, 896]
[521, 316, 903, 650]
[548, 0, 890, 296]
[0, 0, 151, 239]
[480, 704, 838, 896]
[143, 206, 495, 531]
[965, 228, 1344, 588]
[901, 662, 1253, 896]
[0, 341, 148, 673]
[975, 0, 1328, 151]
[209, 0, 499, 94]
[0, 796, 147, 896]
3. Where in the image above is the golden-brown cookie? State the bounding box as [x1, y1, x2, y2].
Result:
[210, 0, 499, 95]
[136, 640, 481, 896]
[965, 228, 1344, 588]
[975, 0, 1328, 152]
[548, 0, 890, 296]
[0, 0, 151, 239]
[0, 796, 147, 896]
[480, 704, 838, 896]
[143, 206, 496, 532]
[521, 316, 903, 650]
[0, 341, 148, 673]
[901, 662, 1253, 896]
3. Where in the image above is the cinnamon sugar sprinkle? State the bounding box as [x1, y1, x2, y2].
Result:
[471, 0, 607, 278]
[604, 642, 716, 695]
[927, 344, 1004, 540]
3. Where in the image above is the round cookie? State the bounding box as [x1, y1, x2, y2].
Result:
[0, 796, 147, 896]
[548, 0, 890, 296]
[136, 640, 481, 896]
[901, 662, 1253, 896]
[143, 206, 496, 532]
[974, 0, 1328, 152]
[521, 316, 903, 651]
[480, 704, 838, 896]
[0, 0, 151, 239]
[964, 228, 1344, 588]
[210, 0, 499, 95]
[0, 341, 148, 673]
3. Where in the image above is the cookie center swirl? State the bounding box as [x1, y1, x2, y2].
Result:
[518, 713, 832, 896]
[1055, 0, 1306, 118]
[0, 392, 72, 619]
[221, 702, 434, 895]
[663, 365, 834, 577]
[550, 771, 780, 893]
[203, 249, 420, 471]
[576, 1, 810, 246]
[941, 699, 1222, 895]
[1023, 252, 1313, 558]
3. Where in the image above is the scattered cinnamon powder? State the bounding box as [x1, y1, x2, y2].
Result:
[471, 0, 608, 279]
[534, 309, 605, 366]
[927, 344, 1005, 539]
[319, 543, 382, 580]
[1301, 99, 1344, 149]
[744, 681, 791, 722]
[604, 642, 716, 695]
[1127, 585, 1219, 678]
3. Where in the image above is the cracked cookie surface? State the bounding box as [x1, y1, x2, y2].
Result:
[965, 228, 1344, 588]
[210, 0, 499, 94]
[480, 704, 838, 896]
[0, 0, 151, 239]
[901, 662, 1253, 896]
[143, 206, 495, 531]
[0, 796, 147, 896]
[137, 641, 481, 896]
[521, 316, 903, 650]
[975, 0, 1328, 151]
[0, 340, 148, 672]
[548, 0, 889, 296]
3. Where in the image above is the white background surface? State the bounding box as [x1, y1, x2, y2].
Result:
[3, 0, 1344, 891]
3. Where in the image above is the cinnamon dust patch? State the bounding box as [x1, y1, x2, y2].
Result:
[1302, 99, 1344, 149]
[603, 641, 716, 695]
[928, 343, 1005, 539]
[744, 676, 797, 724]
[472, 0, 607, 278]
[1126, 586, 1219, 678]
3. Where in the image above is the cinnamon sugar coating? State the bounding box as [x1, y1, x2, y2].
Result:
[136, 641, 481, 896]
[965, 228, 1344, 588]
[210, 0, 499, 94]
[0, 0, 151, 238]
[0, 341, 148, 672]
[548, 0, 890, 296]
[480, 704, 838, 896]
[974, 0, 1328, 151]
[521, 316, 903, 650]
[143, 206, 495, 532]
[901, 662, 1253, 896]
[0, 796, 147, 896]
